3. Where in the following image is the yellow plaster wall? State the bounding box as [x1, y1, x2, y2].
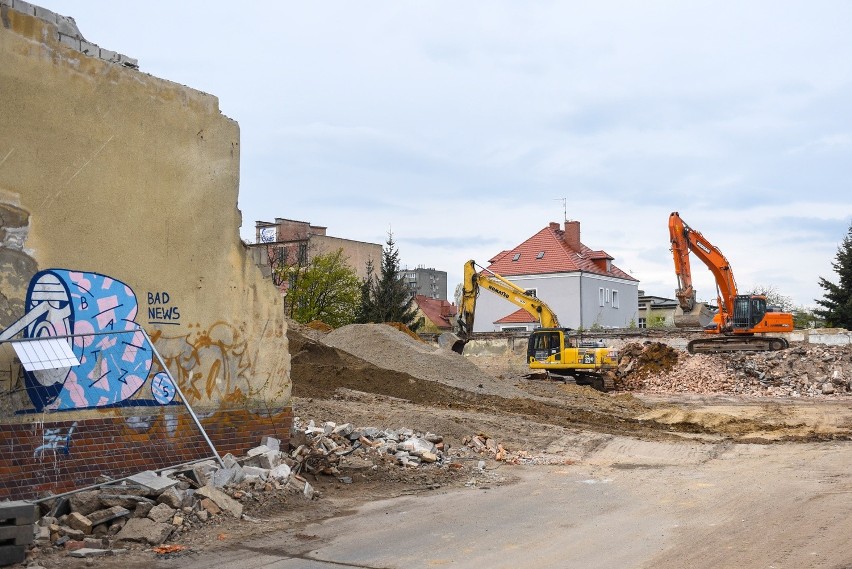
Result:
[0, 6, 290, 413]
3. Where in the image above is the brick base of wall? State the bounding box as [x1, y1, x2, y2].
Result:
[0, 405, 292, 501]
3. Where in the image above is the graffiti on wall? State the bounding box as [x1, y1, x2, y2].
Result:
[0, 269, 177, 411]
[33, 421, 77, 458]
[152, 322, 253, 407]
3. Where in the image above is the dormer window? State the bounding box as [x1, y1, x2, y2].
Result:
[512, 253, 521, 261]
[536, 251, 545, 259]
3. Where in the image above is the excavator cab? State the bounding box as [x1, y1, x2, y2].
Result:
[732, 295, 766, 331]
[528, 329, 563, 362]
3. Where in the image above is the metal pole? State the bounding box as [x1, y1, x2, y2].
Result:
[140, 328, 225, 468]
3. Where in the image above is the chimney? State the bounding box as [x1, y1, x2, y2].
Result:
[549, 222, 560, 231]
[564, 220, 581, 251]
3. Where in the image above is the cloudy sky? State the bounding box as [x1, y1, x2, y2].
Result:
[39, 1, 852, 308]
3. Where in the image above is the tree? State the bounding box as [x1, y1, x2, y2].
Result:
[357, 232, 421, 331]
[747, 284, 794, 312]
[354, 258, 378, 324]
[278, 249, 361, 328]
[814, 222, 852, 329]
[792, 305, 824, 330]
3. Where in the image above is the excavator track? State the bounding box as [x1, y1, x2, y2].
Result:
[574, 373, 615, 392]
[687, 336, 788, 354]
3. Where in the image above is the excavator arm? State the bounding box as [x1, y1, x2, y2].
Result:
[669, 212, 738, 329]
[456, 260, 559, 341]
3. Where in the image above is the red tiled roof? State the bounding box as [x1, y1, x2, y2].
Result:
[487, 223, 637, 281]
[414, 295, 457, 330]
[494, 309, 538, 324]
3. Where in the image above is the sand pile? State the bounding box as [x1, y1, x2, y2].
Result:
[321, 324, 512, 396]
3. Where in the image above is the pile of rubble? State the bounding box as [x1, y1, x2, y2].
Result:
[462, 433, 572, 466]
[29, 418, 462, 562]
[291, 417, 448, 469]
[616, 342, 852, 398]
[30, 435, 312, 560]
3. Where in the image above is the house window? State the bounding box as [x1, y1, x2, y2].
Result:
[536, 251, 545, 259]
[598, 288, 604, 307]
[525, 288, 537, 298]
[638, 317, 646, 329]
[512, 253, 521, 261]
[605, 288, 611, 304]
[612, 290, 619, 308]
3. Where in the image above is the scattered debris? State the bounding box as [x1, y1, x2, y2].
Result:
[616, 341, 852, 397]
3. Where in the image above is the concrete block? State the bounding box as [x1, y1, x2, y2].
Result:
[156, 487, 184, 509]
[132, 502, 154, 519]
[59, 34, 80, 51]
[241, 466, 269, 480]
[68, 548, 111, 558]
[0, 524, 33, 545]
[199, 498, 220, 516]
[147, 503, 175, 524]
[212, 465, 244, 487]
[222, 453, 240, 469]
[0, 501, 37, 525]
[127, 471, 178, 494]
[245, 450, 279, 469]
[55, 15, 82, 39]
[87, 506, 130, 527]
[98, 494, 155, 510]
[69, 491, 101, 516]
[269, 463, 291, 481]
[118, 54, 139, 68]
[99, 48, 120, 63]
[115, 517, 173, 546]
[65, 512, 92, 535]
[0, 544, 26, 566]
[260, 436, 280, 451]
[12, 0, 34, 16]
[79, 40, 98, 56]
[195, 485, 243, 518]
[246, 444, 272, 457]
[32, 5, 54, 22]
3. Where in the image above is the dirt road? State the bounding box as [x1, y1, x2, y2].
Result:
[50, 324, 852, 569]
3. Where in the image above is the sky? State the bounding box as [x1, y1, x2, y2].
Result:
[37, 1, 852, 308]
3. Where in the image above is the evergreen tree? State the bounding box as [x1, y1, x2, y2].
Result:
[814, 222, 852, 329]
[354, 258, 378, 324]
[358, 232, 421, 331]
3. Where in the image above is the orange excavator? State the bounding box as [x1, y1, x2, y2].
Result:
[669, 212, 793, 354]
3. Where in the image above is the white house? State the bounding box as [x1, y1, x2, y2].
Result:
[474, 220, 640, 332]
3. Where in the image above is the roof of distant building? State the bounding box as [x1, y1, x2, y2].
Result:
[494, 308, 538, 324]
[487, 221, 637, 281]
[414, 295, 457, 330]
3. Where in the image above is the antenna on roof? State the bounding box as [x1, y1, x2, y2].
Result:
[553, 197, 567, 222]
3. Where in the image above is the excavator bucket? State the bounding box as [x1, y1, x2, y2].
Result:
[438, 332, 467, 354]
[673, 303, 715, 329]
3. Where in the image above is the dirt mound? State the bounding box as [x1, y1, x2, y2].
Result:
[321, 324, 516, 397]
[614, 342, 680, 389]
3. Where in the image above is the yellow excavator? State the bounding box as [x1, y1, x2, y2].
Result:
[452, 260, 619, 390]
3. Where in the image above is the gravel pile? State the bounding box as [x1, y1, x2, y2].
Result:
[617, 342, 852, 397]
[321, 324, 511, 396]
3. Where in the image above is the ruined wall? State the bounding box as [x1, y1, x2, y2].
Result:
[0, 3, 291, 499]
